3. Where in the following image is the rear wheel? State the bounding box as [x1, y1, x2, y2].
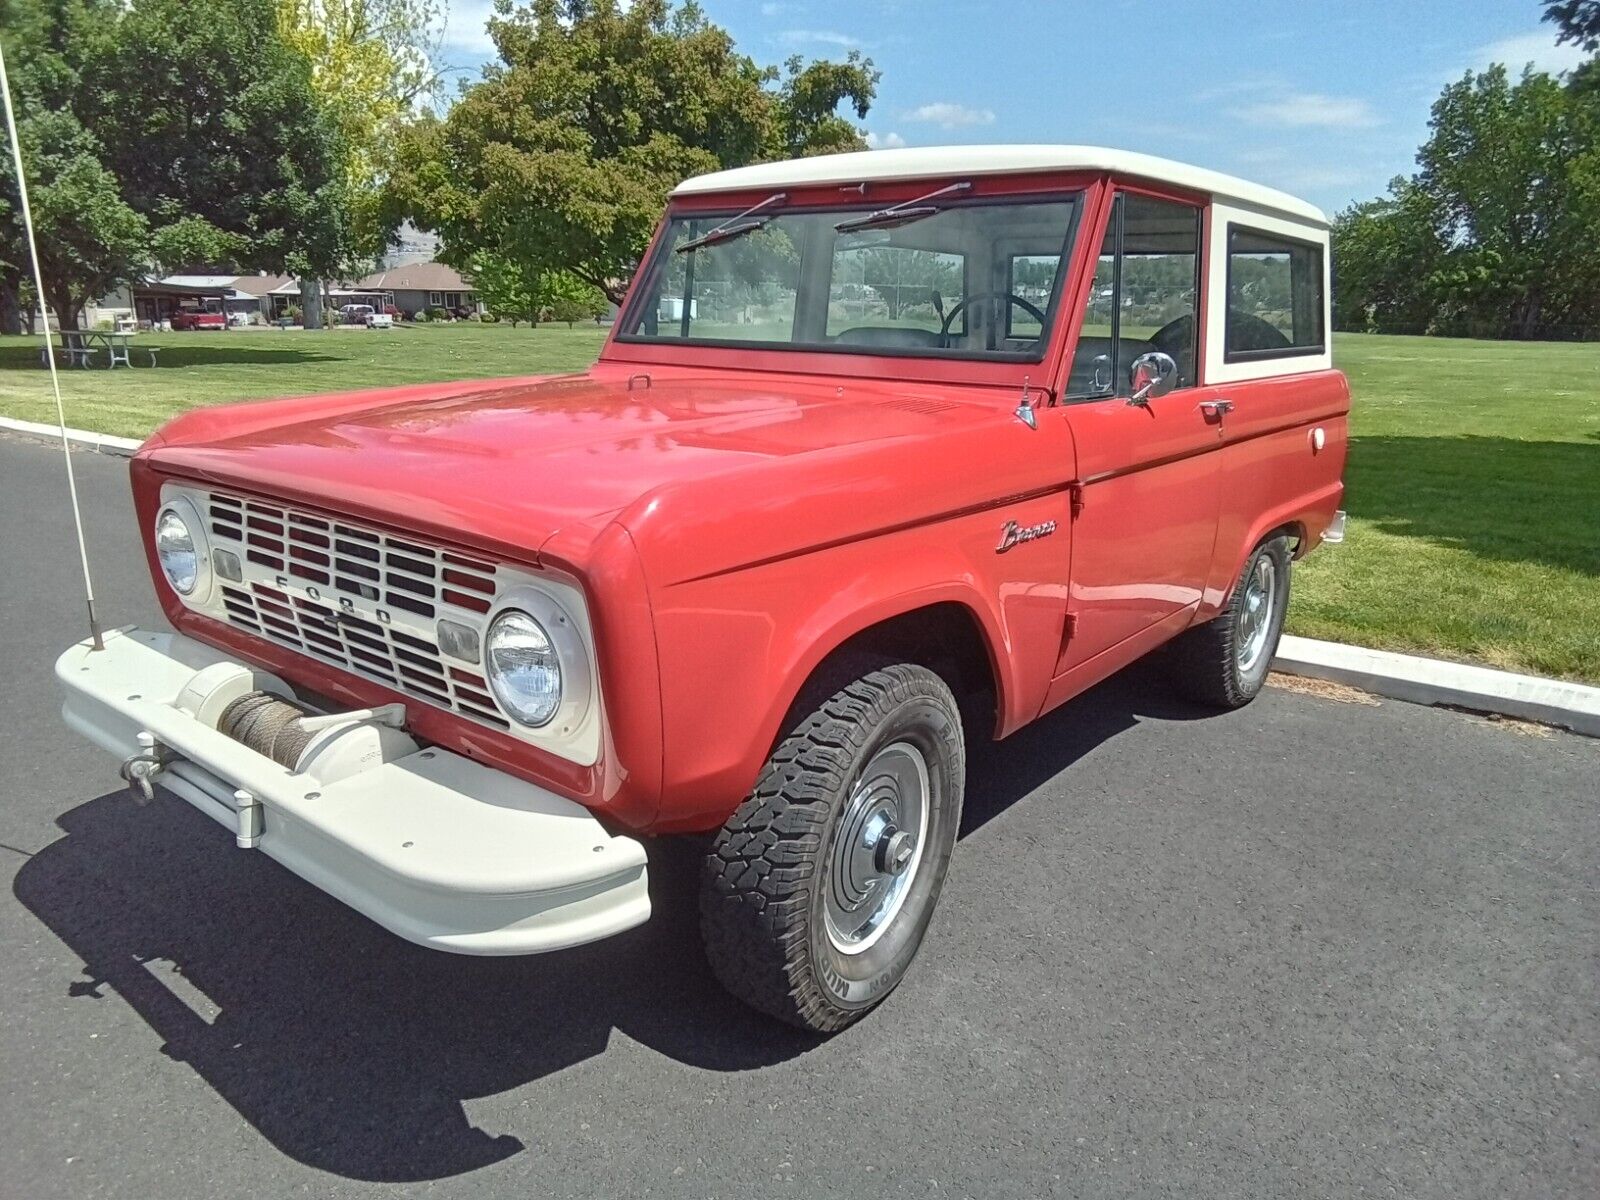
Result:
[1167, 534, 1291, 708]
[699, 663, 965, 1032]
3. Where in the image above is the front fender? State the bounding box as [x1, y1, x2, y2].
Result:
[642, 494, 1073, 833]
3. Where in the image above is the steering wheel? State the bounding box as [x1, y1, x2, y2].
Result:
[939, 291, 1048, 349]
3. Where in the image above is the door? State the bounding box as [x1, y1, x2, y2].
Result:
[1051, 191, 1225, 680]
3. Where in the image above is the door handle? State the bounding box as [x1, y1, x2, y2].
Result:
[1198, 398, 1234, 419]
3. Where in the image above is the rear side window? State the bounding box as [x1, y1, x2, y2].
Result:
[1225, 226, 1325, 360]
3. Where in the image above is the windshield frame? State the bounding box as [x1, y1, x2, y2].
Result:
[611, 183, 1089, 371]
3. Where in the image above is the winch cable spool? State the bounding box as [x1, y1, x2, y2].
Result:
[219, 691, 319, 770]
[0, 42, 104, 651]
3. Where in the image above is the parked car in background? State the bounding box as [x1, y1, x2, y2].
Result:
[59, 145, 1347, 1033]
[339, 304, 393, 329]
[169, 308, 226, 331]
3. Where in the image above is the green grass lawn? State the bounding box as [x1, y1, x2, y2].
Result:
[1292, 334, 1600, 683]
[2, 325, 1596, 682]
[0, 323, 610, 438]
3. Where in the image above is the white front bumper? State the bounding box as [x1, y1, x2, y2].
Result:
[56, 628, 650, 955]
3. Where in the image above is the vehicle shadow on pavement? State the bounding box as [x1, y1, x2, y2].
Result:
[961, 656, 1212, 837]
[12, 659, 1203, 1183]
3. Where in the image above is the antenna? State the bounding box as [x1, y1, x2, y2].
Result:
[0, 42, 104, 650]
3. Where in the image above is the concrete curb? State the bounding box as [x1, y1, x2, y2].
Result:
[0, 416, 142, 455]
[1273, 634, 1600, 738]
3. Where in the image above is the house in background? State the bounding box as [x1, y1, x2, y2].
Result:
[89, 274, 296, 327]
[356, 262, 482, 317]
[87, 262, 482, 327]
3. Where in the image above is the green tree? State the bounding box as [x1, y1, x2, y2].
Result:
[0, 0, 147, 331]
[1417, 65, 1600, 337]
[77, 0, 350, 281]
[277, 0, 444, 323]
[277, 1, 443, 220]
[468, 250, 539, 326]
[1546, 1, 1600, 52]
[1333, 59, 1600, 339]
[384, 0, 879, 304]
[542, 271, 608, 326]
[1330, 183, 1443, 334]
[12, 114, 150, 329]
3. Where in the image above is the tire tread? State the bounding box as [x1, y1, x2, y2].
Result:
[1168, 535, 1290, 709]
[699, 663, 958, 1032]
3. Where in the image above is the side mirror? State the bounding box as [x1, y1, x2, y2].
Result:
[1127, 351, 1178, 407]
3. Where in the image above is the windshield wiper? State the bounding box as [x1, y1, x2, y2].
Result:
[834, 180, 972, 234]
[676, 191, 788, 253]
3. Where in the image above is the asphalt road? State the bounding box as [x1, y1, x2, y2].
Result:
[1, 433, 1596, 1199]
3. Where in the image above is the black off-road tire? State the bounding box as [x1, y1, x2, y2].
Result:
[699, 663, 965, 1033]
[1167, 534, 1292, 709]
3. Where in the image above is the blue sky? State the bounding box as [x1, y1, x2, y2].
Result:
[435, 1, 1588, 217]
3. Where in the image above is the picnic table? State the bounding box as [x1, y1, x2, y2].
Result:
[40, 330, 159, 369]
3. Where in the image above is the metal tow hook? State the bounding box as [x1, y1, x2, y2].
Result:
[119, 732, 173, 805]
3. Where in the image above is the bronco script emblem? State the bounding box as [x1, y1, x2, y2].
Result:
[996, 519, 1057, 553]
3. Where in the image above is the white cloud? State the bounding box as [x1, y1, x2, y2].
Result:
[779, 29, 862, 48]
[441, 0, 498, 56]
[903, 102, 996, 129]
[760, 2, 792, 14]
[1470, 30, 1589, 76]
[865, 130, 907, 149]
[1230, 92, 1382, 129]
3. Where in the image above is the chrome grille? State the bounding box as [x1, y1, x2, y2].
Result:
[200, 489, 510, 731]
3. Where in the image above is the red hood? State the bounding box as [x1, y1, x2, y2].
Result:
[138, 367, 1014, 566]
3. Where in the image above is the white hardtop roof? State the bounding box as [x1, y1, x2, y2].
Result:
[673, 144, 1327, 226]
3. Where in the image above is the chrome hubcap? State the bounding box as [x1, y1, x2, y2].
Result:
[1236, 556, 1278, 674]
[824, 741, 930, 954]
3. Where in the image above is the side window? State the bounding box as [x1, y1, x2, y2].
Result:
[826, 245, 965, 339]
[1067, 217, 1118, 396]
[1068, 193, 1201, 397]
[1225, 226, 1324, 359]
[1117, 195, 1200, 387]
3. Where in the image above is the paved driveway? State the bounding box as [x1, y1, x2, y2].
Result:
[2, 435, 1595, 1198]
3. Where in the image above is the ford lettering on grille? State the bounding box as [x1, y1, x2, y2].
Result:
[200, 489, 510, 731]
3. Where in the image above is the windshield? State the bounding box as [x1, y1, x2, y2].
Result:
[619, 192, 1083, 362]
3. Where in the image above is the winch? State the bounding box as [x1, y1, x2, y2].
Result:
[118, 659, 418, 844]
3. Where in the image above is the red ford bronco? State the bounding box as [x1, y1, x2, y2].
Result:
[58, 146, 1347, 1031]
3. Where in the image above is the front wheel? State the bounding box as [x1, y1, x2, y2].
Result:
[699, 663, 965, 1032]
[1167, 534, 1292, 708]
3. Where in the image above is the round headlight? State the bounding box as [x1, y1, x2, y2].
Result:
[485, 609, 562, 727]
[155, 507, 200, 595]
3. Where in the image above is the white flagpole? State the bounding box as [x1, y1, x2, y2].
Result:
[0, 40, 104, 650]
